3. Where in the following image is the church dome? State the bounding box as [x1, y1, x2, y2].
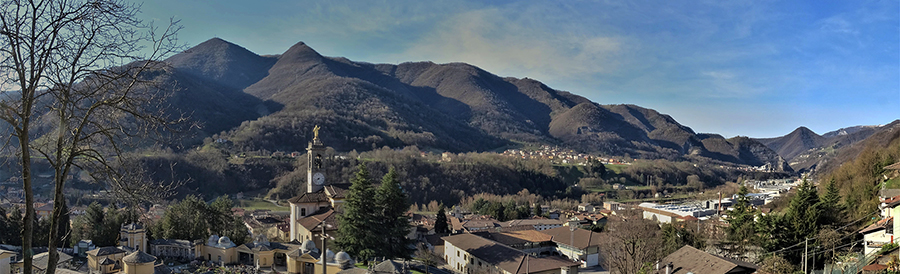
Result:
[319, 249, 335, 263]
[335, 251, 354, 270]
[123, 251, 157, 264]
[301, 240, 317, 252]
[335, 251, 351, 262]
[218, 236, 235, 248]
[207, 235, 220, 246]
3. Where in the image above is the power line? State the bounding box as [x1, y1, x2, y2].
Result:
[758, 209, 881, 257]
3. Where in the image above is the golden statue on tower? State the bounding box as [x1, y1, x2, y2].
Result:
[313, 125, 321, 140]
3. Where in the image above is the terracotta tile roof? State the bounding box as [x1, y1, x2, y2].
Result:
[324, 184, 350, 199]
[884, 195, 900, 208]
[288, 192, 330, 204]
[499, 219, 564, 227]
[540, 226, 602, 250]
[863, 263, 889, 271]
[462, 219, 500, 230]
[298, 209, 337, 231]
[860, 217, 893, 234]
[472, 230, 553, 247]
[651, 245, 757, 274]
[441, 234, 579, 274]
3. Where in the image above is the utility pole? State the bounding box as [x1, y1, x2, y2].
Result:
[322, 221, 329, 274]
[803, 238, 809, 274]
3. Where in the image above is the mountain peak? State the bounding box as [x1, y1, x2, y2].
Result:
[791, 126, 818, 136]
[280, 41, 323, 62]
[165, 37, 276, 89]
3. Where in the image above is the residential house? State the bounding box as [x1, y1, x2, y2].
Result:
[449, 216, 500, 233]
[471, 230, 556, 256]
[539, 226, 602, 267]
[442, 233, 580, 274]
[860, 195, 900, 255]
[499, 219, 564, 231]
[0, 249, 15, 274]
[34, 202, 53, 220]
[74, 240, 96, 257]
[650, 245, 757, 274]
[576, 204, 594, 213]
[11, 251, 72, 274]
[861, 217, 895, 255]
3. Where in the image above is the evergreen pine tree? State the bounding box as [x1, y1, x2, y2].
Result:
[374, 167, 414, 259]
[9, 207, 23, 246]
[786, 180, 822, 243]
[533, 202, 543, 217]
[721, 185, 758, 260]
[434, 205, 449, 234]
[819, 178, 844, 226]
[335, 164, 379, 264]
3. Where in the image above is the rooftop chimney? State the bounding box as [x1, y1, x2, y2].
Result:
[665, 262, 673, 274]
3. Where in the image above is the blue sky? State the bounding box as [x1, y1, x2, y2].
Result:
[136, 0, 899, 138]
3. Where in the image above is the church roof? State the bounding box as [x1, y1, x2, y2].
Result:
[371, 259, 408, 274]
[299, 209, 338, 231]
[87, 246, 126, 256]
[99, 257, 116, 265]
[324, 184, 351, 199]
[289, 191, 330, 204]
[122, 223, 143, 230]
[123, 251, 157, 264]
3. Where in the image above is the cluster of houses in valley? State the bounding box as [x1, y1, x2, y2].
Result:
[501, 147, 627, 165]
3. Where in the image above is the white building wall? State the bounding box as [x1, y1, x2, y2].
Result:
[642, 211, 673, 224]
[290, 203, 298, 241]
[444, 242, 469, 273]
[0, 256, 9, 274]
[863, 230, 893, 255]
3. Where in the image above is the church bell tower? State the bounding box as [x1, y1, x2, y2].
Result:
[307, 125, 326, 193]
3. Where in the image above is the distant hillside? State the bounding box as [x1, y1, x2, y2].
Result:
[755, 124, 882, 173]
[152, 38, 792, 168]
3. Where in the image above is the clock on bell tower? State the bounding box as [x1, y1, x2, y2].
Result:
[307, 125, 326, 193]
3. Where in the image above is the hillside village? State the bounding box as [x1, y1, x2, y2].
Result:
[3, 134, 843, 274]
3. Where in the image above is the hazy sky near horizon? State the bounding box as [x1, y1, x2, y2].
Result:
[136, 0, 898, 138]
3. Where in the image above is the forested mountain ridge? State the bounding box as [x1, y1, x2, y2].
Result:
[160, 38, 791, 169]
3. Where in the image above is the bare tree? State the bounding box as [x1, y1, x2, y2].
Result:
[599, 212, 663, 274]
[0, 1, 182, 274]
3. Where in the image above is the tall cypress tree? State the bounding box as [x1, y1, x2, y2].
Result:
[434, 205, 449, 234]
[335, 164, 379, 263]
[374, 167, 413, 259]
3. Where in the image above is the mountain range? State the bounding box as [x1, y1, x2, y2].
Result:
[152, 37, 899, 172]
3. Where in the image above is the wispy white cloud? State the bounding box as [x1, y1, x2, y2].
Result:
[390, 7, 625, 83]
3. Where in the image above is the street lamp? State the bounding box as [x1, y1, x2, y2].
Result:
[318, 221, 334, 274]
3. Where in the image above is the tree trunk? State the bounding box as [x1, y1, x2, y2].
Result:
[46, 171, 69, 274]
[19, 132, 34, 274]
